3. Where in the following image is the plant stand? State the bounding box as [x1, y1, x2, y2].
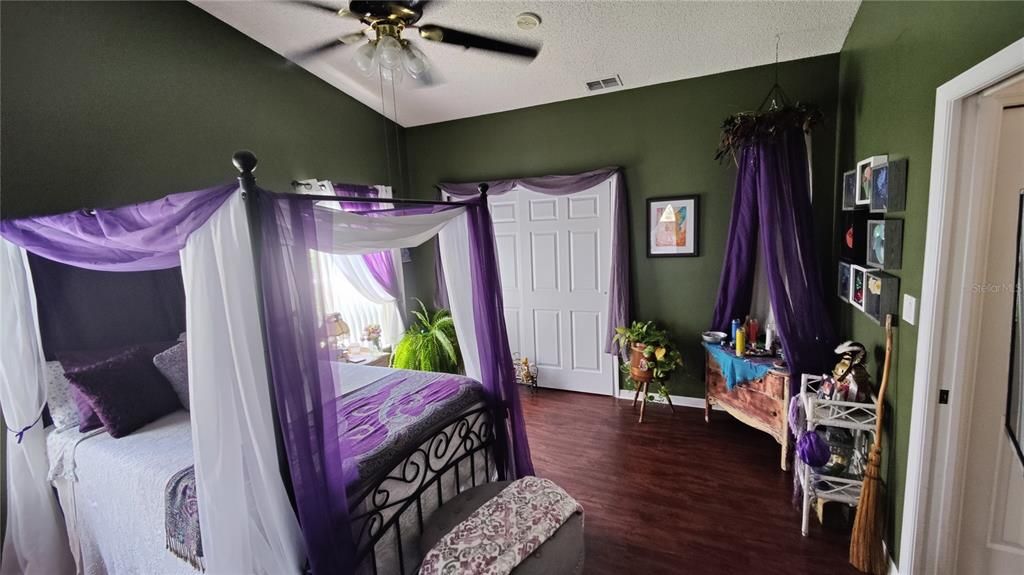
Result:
[632, 380, 674, 423]
[796, 374, 878, 536]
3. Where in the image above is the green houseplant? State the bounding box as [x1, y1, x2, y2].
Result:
[391, 299, 461, 374]
[613, 321, 683, 399]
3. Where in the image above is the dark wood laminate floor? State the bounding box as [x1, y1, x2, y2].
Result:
[520, 389, 861, 575]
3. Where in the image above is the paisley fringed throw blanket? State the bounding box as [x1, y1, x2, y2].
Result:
[419, 477, 583, 575]
[164, 369, 483, 570]
[165, 465, 204, 571]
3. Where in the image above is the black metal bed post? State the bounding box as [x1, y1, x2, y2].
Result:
[231, 150, 298, 510]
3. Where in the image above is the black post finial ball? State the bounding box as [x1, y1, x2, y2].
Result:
[232, 150, 258, 174]
[477, 183, 489, 194]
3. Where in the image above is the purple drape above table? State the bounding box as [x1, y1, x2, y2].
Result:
[333, 184, 400, 300]
[438, 167, 631, 358]
[711, 127, 834, 387]
[0, 184, 235, 271]
[255, 190, 533, 574]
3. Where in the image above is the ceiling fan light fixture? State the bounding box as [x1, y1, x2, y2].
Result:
[353, 41, 378, 75]
[376, 35, 404, 70]
[401, 43, 430, 79]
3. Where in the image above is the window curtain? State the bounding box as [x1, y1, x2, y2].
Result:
[0, 239, 75, 575]
[319, 253, 404, 347]
[0, 186, 304, 574]
[437, 168, 631, 357]
[333, 184, 402, 300]
[711, 126, 833, 385]
[255, 191, 533, 574]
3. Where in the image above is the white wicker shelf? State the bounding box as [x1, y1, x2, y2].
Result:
[797, 374, 878, 536]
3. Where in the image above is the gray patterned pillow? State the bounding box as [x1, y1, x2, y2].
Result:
[153, 342, 189, 411]
[45, 361, 81, 430]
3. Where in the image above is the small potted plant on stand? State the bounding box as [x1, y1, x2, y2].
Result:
[613, 321, 684, 423]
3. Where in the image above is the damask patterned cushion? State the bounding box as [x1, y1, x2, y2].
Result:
[153, 342, 189, 411]
[45, 361, 80, 430]
[64, 346, 182, 438]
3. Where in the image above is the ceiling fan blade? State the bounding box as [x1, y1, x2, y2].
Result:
[418, 24, 539, 59]
[339, 30, 369, 45]
[288, 1, 350, 16]
[288, 39, 350, 63]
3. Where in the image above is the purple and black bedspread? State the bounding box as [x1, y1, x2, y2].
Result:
[165, 369, 483, 569]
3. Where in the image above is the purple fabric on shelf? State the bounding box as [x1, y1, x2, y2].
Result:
[439, 167, 630, 358]
[333, 183, 400, 299]
[256, 189, 533, 574]
[710, 127, 834, 391]
[63, 346, 182, 438]
[796, 429, 831, 468]
[0, 184, 235, 271]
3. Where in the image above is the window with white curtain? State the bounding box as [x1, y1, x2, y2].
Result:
[315, 252, 404, 349]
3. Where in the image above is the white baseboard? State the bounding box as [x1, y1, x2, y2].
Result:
[614, 389, 723, 411]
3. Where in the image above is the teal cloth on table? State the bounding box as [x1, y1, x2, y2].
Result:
[703, 342, 772, 390]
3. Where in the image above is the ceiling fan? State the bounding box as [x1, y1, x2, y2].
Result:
[290, 0, 541, 85]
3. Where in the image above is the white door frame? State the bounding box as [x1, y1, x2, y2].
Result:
[900, 37, 1024, 575]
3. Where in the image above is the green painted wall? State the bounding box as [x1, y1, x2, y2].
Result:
[403, 55, 840, 397]
[0, 1, 403, 219]
[835, 0, 1024, 561]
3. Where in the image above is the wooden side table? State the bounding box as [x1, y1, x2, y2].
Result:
[704, 348, 791, 470]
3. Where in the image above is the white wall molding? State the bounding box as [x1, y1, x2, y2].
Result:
[901, 36, 1024, 575]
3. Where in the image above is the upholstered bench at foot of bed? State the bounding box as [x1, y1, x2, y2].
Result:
[418, 480, 585, 575]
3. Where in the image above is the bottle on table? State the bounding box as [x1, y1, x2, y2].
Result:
[735, 327, 746, 357]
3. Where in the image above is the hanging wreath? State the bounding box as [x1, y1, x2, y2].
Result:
[714, 102, 823, 164]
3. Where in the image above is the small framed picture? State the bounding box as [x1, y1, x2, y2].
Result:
[866, 219, 904, 270]
[838, 261, 852, 302]
[870, 159, 908, 213]
[856, 155, 888, 206]
[647, 195, 700, 257]
[850, 264, 868, 310]
[842, 170, 858, 211]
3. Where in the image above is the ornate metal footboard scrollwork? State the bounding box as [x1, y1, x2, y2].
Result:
[349, 405, 498, 575]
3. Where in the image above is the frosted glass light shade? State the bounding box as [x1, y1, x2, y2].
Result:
[376, 36, 403, 70]
[353, 42, 377, 75]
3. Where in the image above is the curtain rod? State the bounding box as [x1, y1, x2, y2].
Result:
[231, 150, 488, 206]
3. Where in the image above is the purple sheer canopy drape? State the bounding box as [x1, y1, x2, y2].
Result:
[711, 127, 834, 384]
[438, 167, 631, 357]
[333, 183, 400, 299]
[0, 184, 235, 271]
[255, 190, 533, 574]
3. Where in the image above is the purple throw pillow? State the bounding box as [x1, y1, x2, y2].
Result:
[63, 345, 183, 438]
[58, 341, 176, 433]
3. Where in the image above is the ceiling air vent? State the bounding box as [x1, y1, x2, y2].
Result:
[586, 75, 623, 92]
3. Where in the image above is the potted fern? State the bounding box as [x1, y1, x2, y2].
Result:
[391, 299, 461, 374]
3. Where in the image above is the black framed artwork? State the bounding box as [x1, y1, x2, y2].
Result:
[647, 195, 700, 257]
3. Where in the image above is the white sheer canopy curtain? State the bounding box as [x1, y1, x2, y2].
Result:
[181, 192, 303, 574]
[0, 240, 76, 575]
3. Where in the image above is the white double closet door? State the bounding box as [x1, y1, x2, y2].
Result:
[484, 181, 617, 395]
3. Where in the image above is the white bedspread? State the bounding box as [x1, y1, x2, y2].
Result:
[47, 411, 195, 575]
[45, 363, 395, 575]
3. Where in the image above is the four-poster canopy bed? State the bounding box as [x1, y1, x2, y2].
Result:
[0, 151, 540, 575]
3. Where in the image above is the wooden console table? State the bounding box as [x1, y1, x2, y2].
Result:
[704, 346, 791, 470]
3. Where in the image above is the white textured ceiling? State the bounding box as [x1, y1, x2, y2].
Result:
[194, 0, 860, 127]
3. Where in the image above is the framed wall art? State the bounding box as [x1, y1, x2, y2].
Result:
[866, 219, 904, 270]
[838, 261, 852, 302]
[864, 270, 899, 325]
[647, 195, 700, 257]
[842, 170, 858, 211]
[870, 158, 908, 213]
[850, 264, 868, 311]
[856, 155, 888, 206]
